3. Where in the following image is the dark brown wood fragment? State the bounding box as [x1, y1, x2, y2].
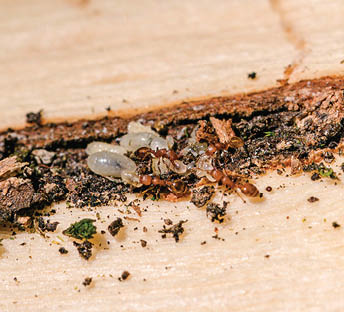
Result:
[0, 178, 34, 221]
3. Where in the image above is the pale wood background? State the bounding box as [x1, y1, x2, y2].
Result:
[0, 1, 344, 311]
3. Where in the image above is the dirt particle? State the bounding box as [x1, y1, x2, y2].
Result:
[108, 218, 124, 237]
[26, 110, 42, 125]
[58, 247, 68, 254]
[191, 186, 215, 208]
[82, 277, 92, 287]
[332, 221, 341, 229]
[212, 234, 225, 241]
[248, 72, 257, 79]
[73, 240, 93, 260]
[307, 196, 319, 203]
[163, 218, 173, 225]
[311, 173, 320, 181]
[119, 271, 130, 281]
[159, 220, 187, 242]
[38, 217, 59, 232]
[206, 202, 227, 223]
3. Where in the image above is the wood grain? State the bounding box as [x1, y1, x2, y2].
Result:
[0, 1, 344, 311]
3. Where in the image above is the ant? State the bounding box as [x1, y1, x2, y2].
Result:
[139, 174, 188, 196]
[135, 146, 259, 198]
[135, 147, 179, 162]
[209, 168, 260, 197]
[204, 141, 260, 197]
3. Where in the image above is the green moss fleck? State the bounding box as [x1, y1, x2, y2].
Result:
[63, 219, 97, 240]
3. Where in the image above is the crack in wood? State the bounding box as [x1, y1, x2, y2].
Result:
[269, 0, 309, 82]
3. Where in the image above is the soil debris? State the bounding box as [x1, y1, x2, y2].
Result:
[332, 221, 341, 229]
[38, 217, 59, 232]
[307, 196, 319, 203]
[191, 186, 215, 208]
[119, 271, 130, 281]
[26, 110, 42, 126]
[159, 220, 188, 242]
[206, 202, 227, 223]
[108, 218, 124, 237]
[58, 247, 68, 254]
[82, 277, 92, 287]
[73, 240, 93, 260]
[32, 149, 55, 165]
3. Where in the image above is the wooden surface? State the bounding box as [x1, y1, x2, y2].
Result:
[1, 1, 344, 311]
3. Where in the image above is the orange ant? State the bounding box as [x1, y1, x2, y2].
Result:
[135, 147, 179, 162]
[209, 168, 260, 197]
[139, 174, 188, 196]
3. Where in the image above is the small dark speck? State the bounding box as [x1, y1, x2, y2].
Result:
[82, 277, 92, 287]
[201, 241, 207, 245]
[264, 255, 270, 258]
[140, 239, 147, 248]
[265, 186, 272, 192]
[58, 247, 68, 254]
[105, 106, 111, 112]
[311, 173, 320, 181]
[332, 222, 341, 229]
[248, 72, 257, 79]
[119, 271, 130, 281]
[212, 234, 225, 241]
[164, 218, 173, 225]
[307, 196, 319, 203]
[26, 110, 42, 125]
[101, 230, 106, 234]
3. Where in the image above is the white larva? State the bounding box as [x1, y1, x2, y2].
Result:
[86, 141, 127, 156]
[127, 121, 157, 135]
[120, 132, 168, 151]
[86, 122, 168, 184]
[87, 151, 136, 177]
[150, 137, 168, 151]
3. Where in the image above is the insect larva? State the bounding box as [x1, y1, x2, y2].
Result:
[86, 141, 127, 156]
[120, 133, 168, 151]
[87, 151, 136, 177]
